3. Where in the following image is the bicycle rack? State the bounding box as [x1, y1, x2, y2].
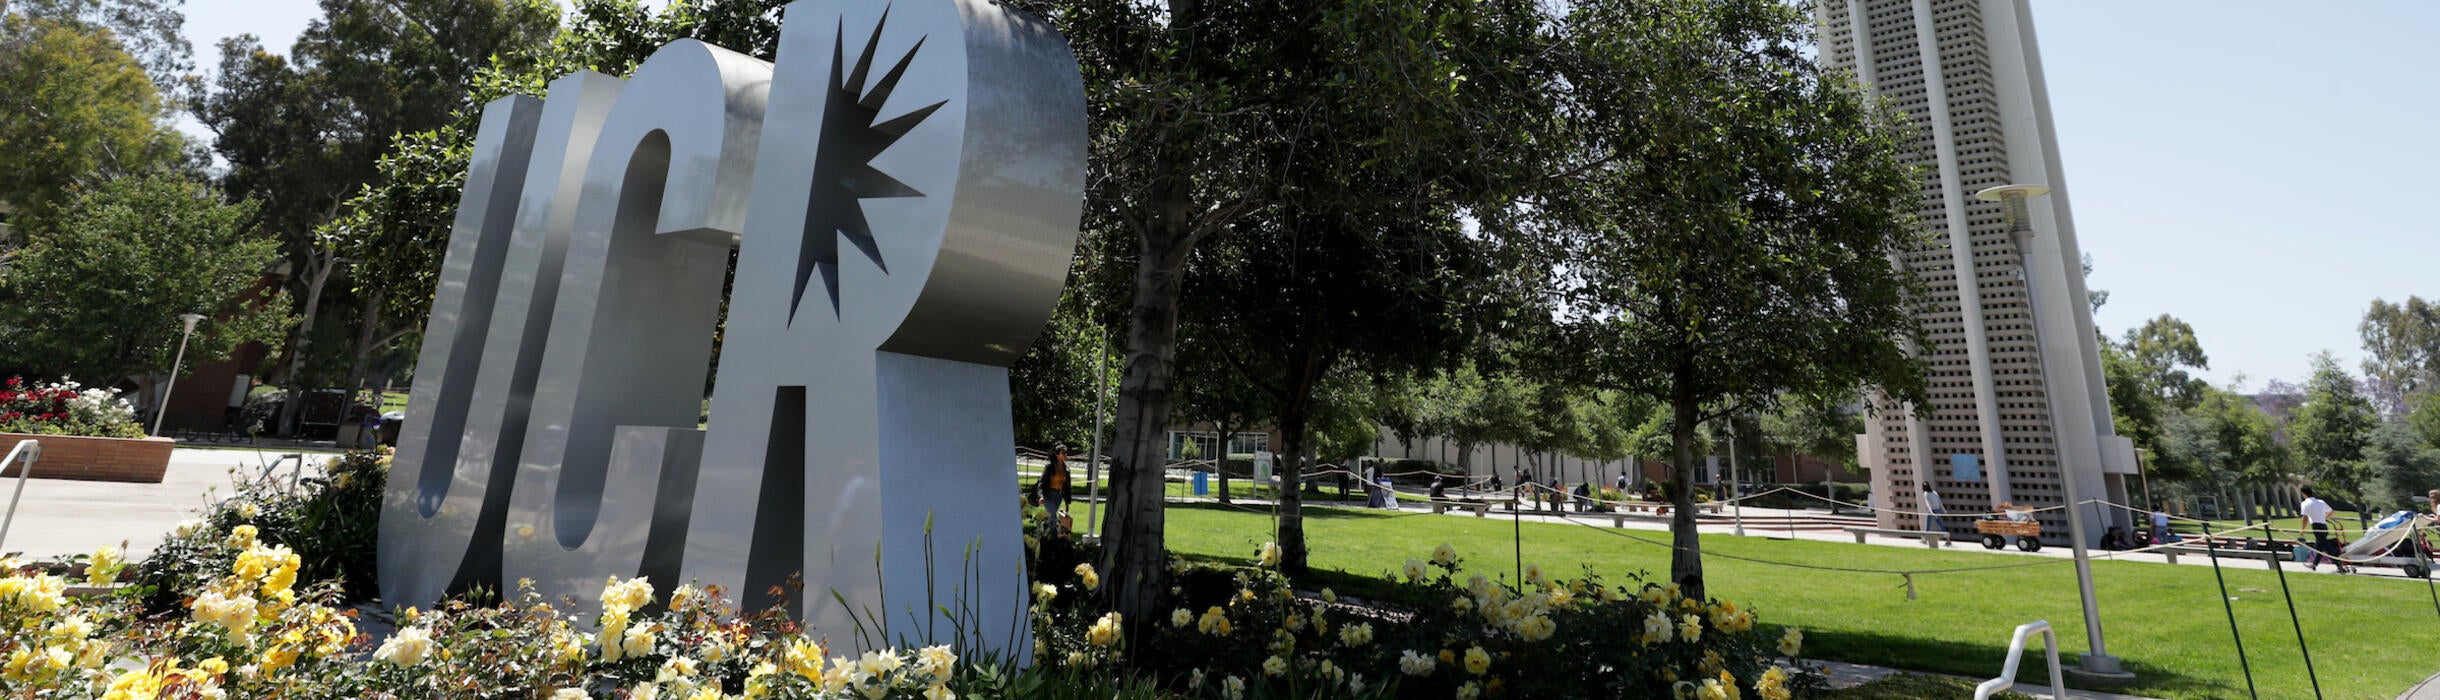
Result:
[263, 453, 308, 495]
[1976, 619, 2069, 700]
[0, 440, 45, 553]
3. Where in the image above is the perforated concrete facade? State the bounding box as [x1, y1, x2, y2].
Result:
[1818, 0, 2138, 541]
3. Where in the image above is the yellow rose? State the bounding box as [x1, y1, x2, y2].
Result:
[1463, 645, 1491, 675]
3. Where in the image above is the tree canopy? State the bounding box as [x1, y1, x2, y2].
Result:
[1523, 0, 1928, 601]
[0, 174, 290, 382]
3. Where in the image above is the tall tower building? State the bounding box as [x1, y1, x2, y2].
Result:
[1817, 0, 2138, 542]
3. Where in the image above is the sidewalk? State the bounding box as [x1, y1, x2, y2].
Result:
[1817, 659, 2162, 699]
[0, 448, 330, 559]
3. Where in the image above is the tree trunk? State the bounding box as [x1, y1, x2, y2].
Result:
[1669, 391, 1706, 602]
[1215, 417, 1236, 505]
[343, 289, 387, 398]
[1099, 219, 1195, 632]
[275, 250, 339, 437]
[1276, 403, 1310, 576]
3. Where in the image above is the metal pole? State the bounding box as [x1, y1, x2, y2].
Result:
[1980, 184, 2125, 678]
[1084, 330, 1109, 537]
[0, 441, 43, 552]
[152, 314, 204, 436]
[1731, 416, 1745, 537]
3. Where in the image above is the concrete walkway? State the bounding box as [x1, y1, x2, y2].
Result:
[1817, 660, 2161, 699]
[2400, 671, 2440, 700]
[0, 447, 331, 559]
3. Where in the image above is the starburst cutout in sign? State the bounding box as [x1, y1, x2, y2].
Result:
[792, 6, 949, 324]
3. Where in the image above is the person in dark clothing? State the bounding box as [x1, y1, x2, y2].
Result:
[1573, 482, 1592, 511]
[1044, 444, 1072, 514]
[1429, 476, 1447, 500]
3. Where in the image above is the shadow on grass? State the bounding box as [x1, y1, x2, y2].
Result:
[1806, 628, 2226, 699]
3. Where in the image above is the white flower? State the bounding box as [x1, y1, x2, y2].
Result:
[1644, 611, 1674, 645]
[550, 689, 587, 700]
[237, 502, 260, 520]
[1457, 681, 1481, 700]
[1679, 613, 1704, 643]
[1171, 608, 1193, 628]
[1321, 587, 1337, 603]
[1779, 627, 1804, 657]
[1262, 655, 1288, 677]
[1403, 558, 1428, 582]
[1338, 622, 1373, 647]
[1258, 541, 1282, 567]
[1189, 668, 1206, 689]
[374, 626, 434, 667]
[1223, 675, 1246, 700]
[1399, 649, 1436, 676]
[1432, 542, 1459, 566]
[173, 519, 206, 539]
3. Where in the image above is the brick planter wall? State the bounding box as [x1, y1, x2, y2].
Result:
[0, 433, 174, 483]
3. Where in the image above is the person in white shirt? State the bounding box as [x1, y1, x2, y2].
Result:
[1921, 487, 1944, 529]
[2300, 486, 2338, 567]
[2150, 509, 2174, 544]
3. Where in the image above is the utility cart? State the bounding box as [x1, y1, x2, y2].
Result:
[1975, 504, 2043, 552]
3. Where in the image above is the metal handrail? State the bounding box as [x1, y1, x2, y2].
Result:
[1976, 619, 2069, 700]
[0, 440, 45, 552]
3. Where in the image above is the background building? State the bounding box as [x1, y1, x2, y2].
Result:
[1817, 0, 2139, 541]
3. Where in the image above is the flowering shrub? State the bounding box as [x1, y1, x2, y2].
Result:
[0, 377, 144, 439]
[133, 448, 392, 611]
[3, 453, 1814, 699]
[1097, 541, 1818, 700]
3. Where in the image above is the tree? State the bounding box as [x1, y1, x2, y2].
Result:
[1528, 0, 1928, 601]
[1022, 0, 1561, 619]
[1173, 326, 1273, 506]
[0, 174, 290, 383]
[2290, 351, 2379, 510]
[2099, 339, 2184, 481]
[0, 15, 189, 228]
[6, 0, 192, 93]
[193, 0, 558, 432]
[2164, 385, 2291, 520]
[2358, 421, 2440, 515]
[2407, 391, 2440, 451]
[2360, 296, 2440, 413]
[2121, 315, 2210, 410]
[1010, 288, 1110, 450]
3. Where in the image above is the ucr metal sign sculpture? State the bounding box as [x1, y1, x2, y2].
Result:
[378, 0, 1084, 654]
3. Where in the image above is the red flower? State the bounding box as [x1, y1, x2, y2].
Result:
[4, 377, 20, 388]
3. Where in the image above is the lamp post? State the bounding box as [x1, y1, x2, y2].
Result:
[1975, 184, 2132, 683]
[152, 314, 206, 436]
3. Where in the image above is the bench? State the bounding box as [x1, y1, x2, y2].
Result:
[2157, 545, 2281, 565]
[1430, 500, 1492, 517]
[1846, 527, 1948, 548]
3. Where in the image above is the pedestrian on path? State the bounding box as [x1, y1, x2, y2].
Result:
[2150, 509, 2177, 545]
[1045, 444, 1071, 515]
[2301, 485, 2339, 570]
[1921, 487, 1944, 530]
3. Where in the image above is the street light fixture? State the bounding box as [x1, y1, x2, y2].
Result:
[1975, 184, 2134, 685]
[152, 314, 206, 437]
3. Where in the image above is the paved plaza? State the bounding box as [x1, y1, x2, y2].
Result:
[0, 447, 332, 559]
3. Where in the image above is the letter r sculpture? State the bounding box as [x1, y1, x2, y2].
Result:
[378, 0, 1086, 657]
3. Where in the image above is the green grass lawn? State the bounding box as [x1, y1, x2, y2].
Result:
[1143, 503, 2440, 700]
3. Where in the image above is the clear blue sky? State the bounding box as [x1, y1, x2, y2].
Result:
[174, 1, 2436, 389]
[2032, 1, 2438, 389]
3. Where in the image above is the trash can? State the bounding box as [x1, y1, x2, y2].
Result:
[1193, 471, 1210, 496]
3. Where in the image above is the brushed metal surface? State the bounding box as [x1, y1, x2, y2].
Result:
[378, 94, 542, 609]
[379, 2, 1084, 657]
[679, 0, 1081, 654]
[505, 40, 771, 614]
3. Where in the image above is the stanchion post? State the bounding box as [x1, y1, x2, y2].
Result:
[2203, 536, 2260, 700]
[2264, 526, 2324, 700]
